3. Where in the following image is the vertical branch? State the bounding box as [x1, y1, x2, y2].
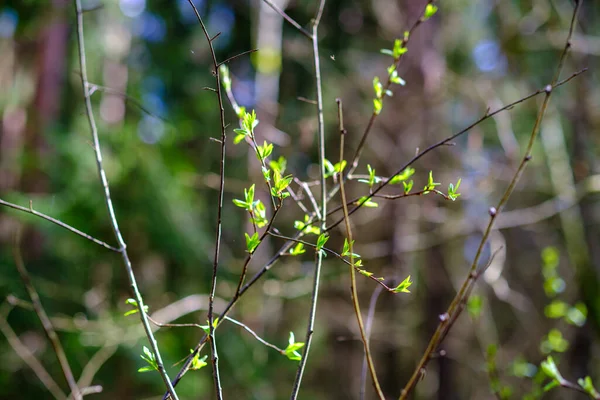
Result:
[186, 1, 225, 398]
[13, 236, 81, 400]
[72, 1, 179, 399]
[398, 2, 582, 399]
[337, 99, 385, 399]
[290, 1, 327, 398]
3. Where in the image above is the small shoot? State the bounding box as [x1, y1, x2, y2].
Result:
[256, 141, 273, 160]
[423, 171, 441, 194]
[390, 167, 415, 184]
[189, 350, 209, 371]
[124, 298, 149, 316]
[447, 178, 462, 201]
[392, 275, 413, 293]
[200, 317, 220, 335]
[316, 233, 329, 257]
[270, 156, 287, 174]
[387, 65, 406, 86]
[289, 242, 306, 256]
[245, 232, 261, 254]
[540, 356, 564, 392]
[578, 376, 600, 398]
[233, 109, 259, 144]
[423, 4, 438, 20]
[284, 332, 305, 361]
[294, 215, 321, 235]
[271, 170, 293, 199]
[357, 196, 378, 208]
[341, 238, 361, 259]
[403, 180, 414, 194]
[233, 185, 255, 211]
[138, 346, 158, 373]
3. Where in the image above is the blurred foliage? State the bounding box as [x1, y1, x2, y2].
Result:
[0, 0, 599, 399]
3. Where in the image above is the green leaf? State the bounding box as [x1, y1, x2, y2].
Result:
[423, 171, 441, 193]
[190, 350, 208, 371]
[373, 76, 383, 98]
[323, 159, 335, 178]
[284, 332, 305, 361]
[357, 196, 378, 208]
[316, 234, 329, 251]
[380, 48, 393, 56]
[124, 298, 148, 316]
[578, 376, 600, 398]
[544, 300, 568, 319]
[290, 242, 306, 256]
[392, 275, 413, 293]
[565, 302, 587, 327]
[541, 329, 569, 354]
[245, 232, 260, 253]
[341, 239, 361, 258]
[373, 98, 383, 115]
[334, 160, 347, 174]
[270, 156, 287, 174]
[423, 4, 438, 20]
[138, 346, 158, 373]
[403, 180, 414, 194]
[541, 356, 564, 385]
[200, 318, 220, 335]
[467, 295, 483, 318]
[256, 140, 273, 160]
[393, 38, 408, 58]
[232, 199, 247, 209]
[219, 65, 231, 90]
[390, 167, 415, 184]
[448, 178, 462, 200]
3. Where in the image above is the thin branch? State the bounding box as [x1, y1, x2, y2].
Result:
[262, 0, 312, 39]
[185, 1, 226, 398]
[326, 68, 587, 232]
[13, 235, 81, 399]
[72, 1, 178, 398]
[0, 301, 67, 400]
[0, 199, 118, 252]
[290, 1, 327, 396]
[360, 285, 384, 400]
[337, 98, 385, 399]
[217, 49, 258, 68]
[398, 3, 582, 398]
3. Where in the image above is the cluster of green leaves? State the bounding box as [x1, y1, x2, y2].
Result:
[293, 215, 321, 235]
[374, 33, 409, 115]
[323, 159, 346, 179]
[233, 185, 268, 229]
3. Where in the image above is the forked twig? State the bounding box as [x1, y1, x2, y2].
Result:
[398, 2, 583, 398]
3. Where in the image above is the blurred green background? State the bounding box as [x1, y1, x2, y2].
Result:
[0, 0, 599, 398]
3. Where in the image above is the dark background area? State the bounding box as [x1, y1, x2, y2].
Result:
[0, 0, 599, 398]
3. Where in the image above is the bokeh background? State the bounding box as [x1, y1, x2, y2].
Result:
[1, 0, 599, 398]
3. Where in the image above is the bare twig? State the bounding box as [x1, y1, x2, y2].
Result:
[185, 1, 227, 398]
[13, 235, 81, 399]
[0, 199, 118, 252]
[337, 98, 385, 399]
[72, 0, 178, 398]
[360, 285, 384, 400]
[398, 3, 582, 398]
[262, 0, 312, 38]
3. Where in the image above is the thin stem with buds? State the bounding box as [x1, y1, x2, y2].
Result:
[337, 98, 385, 399]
